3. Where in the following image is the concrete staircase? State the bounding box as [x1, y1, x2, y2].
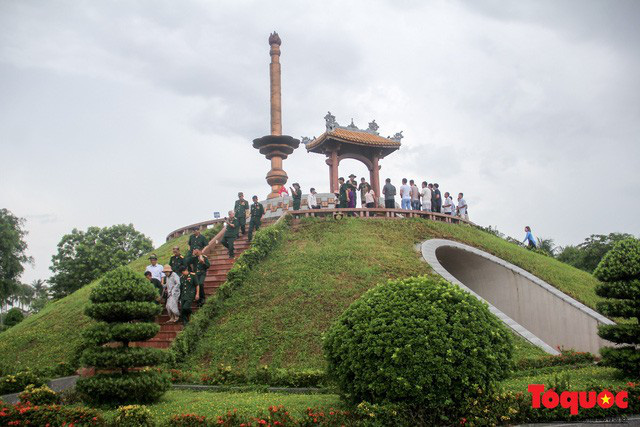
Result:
[134, 233, 251, 349]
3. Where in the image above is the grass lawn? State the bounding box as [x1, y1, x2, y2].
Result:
[0, 233, 193, 373]
[102, 390, 344, 422]
[180, 217, 603, 374]
[501, 365, 632, 392]
[93, 364, 632, 423]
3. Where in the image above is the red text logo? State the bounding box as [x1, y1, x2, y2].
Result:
[528, 384, 628, 415]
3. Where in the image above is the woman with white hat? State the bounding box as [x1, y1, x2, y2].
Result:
[162, 265, 181, 323]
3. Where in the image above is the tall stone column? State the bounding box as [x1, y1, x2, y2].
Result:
[269, 33, 282, 136]
[252, 32, 300, 199]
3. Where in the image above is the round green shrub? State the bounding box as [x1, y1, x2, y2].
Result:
[114, 404, 155, 427]
[76, 370, 171, 405]
[593, 238, 640, 282]
[18, 384, 60, 405]
[82, 347, 168, 369]
[85, 301, 161, 322]
[3, 307, 25, 327]
[90, 267, 158, 303]
[84, 322, 160, 345]
[323, 276, 513, 419]
[0, 370, 46, 394]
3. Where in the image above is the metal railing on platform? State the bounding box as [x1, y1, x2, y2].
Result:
[167, 208, 471, 241]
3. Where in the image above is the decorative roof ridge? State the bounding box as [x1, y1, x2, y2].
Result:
[302, 112, 403, 145]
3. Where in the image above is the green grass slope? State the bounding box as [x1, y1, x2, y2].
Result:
[0, 233, 193, 373]
[183, 218, 598, 373]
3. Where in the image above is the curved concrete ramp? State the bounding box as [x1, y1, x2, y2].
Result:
[421, 239, 615, 355]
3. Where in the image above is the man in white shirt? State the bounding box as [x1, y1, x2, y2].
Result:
[145, 254, 165, 283]
[457, 193, 468, 220]
[442, 192, 454, 215]
[420, 181, 432, 212]
[308, 188, 321, 209]
[399, 178, 411, 210]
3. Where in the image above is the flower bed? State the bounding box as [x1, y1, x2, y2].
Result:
[0, 401, 105, 425]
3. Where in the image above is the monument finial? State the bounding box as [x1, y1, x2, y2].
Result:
[269, 31, 281, 46]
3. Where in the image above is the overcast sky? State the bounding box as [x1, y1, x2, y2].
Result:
[1, 0, 639, 285]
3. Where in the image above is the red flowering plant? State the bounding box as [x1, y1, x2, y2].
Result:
[167, 413, 209, 426]
[0, 401, 105, 425]
[299, 407, 352, 426]
[253, 405, 295, 426]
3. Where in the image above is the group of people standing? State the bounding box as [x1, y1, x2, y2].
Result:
[143, 192, 268, 325]
[144, 229, 210, 325]
[331, 175, 469, 220]
[384, 178, 468, 219]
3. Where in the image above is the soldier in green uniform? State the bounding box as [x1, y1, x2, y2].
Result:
[290, 183, 302, 210]
[169, 246, 185, 276]
[234, 192, 249, 236]
[337, 177, 349, 208]
[178, 265, 199, 325]
[222, 210, 239, 258]
[186, 247, 210, 307]
[188, 229, 207, 257]
[248, 195, 265, 242]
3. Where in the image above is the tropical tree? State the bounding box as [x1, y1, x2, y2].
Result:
[536, 237, 556, 256]
[48, 224, 153, 298]
[557, 233, 635, 273]
[29, 279, 51, 313]
[0, 209, 32, 323]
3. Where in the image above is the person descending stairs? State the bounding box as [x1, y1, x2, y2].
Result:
[134, 232, 252, 349]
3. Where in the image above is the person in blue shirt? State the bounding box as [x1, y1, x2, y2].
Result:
[523, 226, 537, 248]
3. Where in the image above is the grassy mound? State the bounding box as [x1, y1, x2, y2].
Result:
[0, 234, 191, 373]
[180, 218, 600, 373]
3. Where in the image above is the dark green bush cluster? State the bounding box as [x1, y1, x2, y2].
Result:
[0, 401, 105, 425]
[593, 238, 640, 376]
[77, 370, 170, 405]
[82, 346, 167, 369]
[324, 276, 513, 423]
[0, 370, 46, 394]
[84, 322, 160, 345]
[171, 216, 291, 361]
[18, 384, 59, 405]
[76, 266, 170, 405]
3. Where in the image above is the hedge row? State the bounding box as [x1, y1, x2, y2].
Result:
[164, 365, 327, 388]
[170, 215, 291, 361]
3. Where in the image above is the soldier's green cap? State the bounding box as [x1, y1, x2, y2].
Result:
[148, 254, 158, 260]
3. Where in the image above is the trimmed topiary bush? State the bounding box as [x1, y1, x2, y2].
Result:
[323, 275, 513, 423]
[76, 266, 170, 405]
[593, 238, 640, 376]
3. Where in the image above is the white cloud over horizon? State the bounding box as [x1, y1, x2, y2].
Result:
[1, 0, 639, 284]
